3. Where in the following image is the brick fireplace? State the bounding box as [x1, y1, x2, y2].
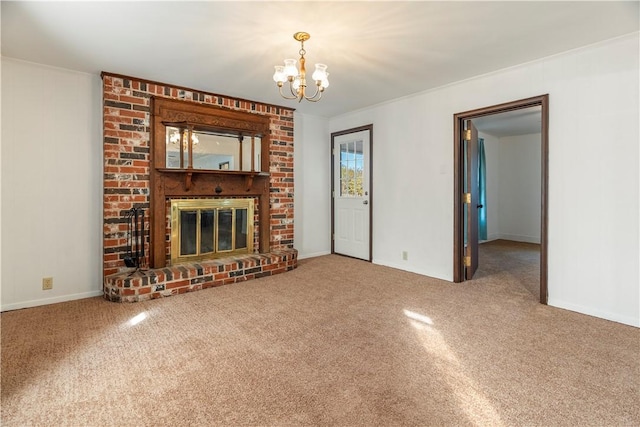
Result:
[101, 73, 297, 302]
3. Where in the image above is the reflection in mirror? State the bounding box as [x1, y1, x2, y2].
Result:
[241, 135, 262, 172]
[193, 133, 237, 171]
[165, 126, 262, 172]
[166, 126, 196, 168]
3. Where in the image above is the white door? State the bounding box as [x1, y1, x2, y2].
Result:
[333, 129, 371, 260]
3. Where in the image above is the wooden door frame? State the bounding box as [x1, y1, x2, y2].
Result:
[453, 95, 549, 304]
[331, 124, 374, 262]
[465, 120, 480, 280]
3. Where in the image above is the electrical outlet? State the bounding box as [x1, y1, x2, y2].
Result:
[402, 251, 408, 261]
[42, 277, 53, 290]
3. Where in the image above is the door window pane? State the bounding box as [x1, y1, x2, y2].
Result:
[340, 140, 364, 197]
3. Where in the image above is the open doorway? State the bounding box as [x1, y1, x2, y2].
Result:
[453, 95, 549, 304]
[474, 107, 542, 298]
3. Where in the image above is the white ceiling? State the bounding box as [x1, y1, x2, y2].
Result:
[473, 106, 542, 138]
[2, 1, 638, 118]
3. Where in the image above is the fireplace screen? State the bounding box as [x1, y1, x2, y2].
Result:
[170, 199, 254, 265]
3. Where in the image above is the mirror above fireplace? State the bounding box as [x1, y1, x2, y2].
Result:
[165, 124, 262, 172]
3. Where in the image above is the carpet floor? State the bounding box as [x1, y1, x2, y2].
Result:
[2, 243, 638, 426]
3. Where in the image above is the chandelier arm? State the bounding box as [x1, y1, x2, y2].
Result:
[303, 84, 322, 102]
[304, 91, 322, 102]
[278, 84, 298, 100]
[288, 81, 300, 99]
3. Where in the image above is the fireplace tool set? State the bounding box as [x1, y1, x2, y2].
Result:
[124, 207, 145, 271]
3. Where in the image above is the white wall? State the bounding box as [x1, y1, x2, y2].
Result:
[0, 53, 3, 305]
[483, 132, 541, 243]
[498, 133, 541, 243]
[324, 34, 639, 327]
[293, 112, 331, 259]
[328, 95, 456, 281]
[1, 58, 103, 310]
[481, 132, 500, 241]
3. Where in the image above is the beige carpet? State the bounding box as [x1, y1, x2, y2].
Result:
[2, 252, 638, 426]
[478, 239, 541, 298]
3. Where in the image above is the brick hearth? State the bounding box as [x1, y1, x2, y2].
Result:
[104, 249, 297, 303]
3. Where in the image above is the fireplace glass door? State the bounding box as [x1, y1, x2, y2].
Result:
[171, 199, 254, 265]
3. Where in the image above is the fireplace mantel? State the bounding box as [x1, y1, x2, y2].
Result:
[150, 97, 273, 269]
[156, 168, 269, 192]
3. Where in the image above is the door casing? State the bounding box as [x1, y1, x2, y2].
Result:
[331, 124, 373, 261]
[464, 120, 480, 280]
[453, 95, 549, 304]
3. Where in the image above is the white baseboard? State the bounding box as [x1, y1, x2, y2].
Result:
[297, 250, 331, 260]
[494, 233, 541, 244]
[373, 259, 452, 282]
[548, 298, 639, 328]
[1, 290, 104, 312]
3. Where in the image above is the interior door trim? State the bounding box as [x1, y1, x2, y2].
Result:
[331, 124, 373, 262]
[453, 95, 549, 304]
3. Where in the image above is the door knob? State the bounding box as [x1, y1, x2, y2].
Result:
[363, 200, 369, 205]
[477, 204, 483, 208]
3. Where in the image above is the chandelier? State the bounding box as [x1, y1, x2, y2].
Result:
[167, 129, 199, 149]
[272, 32, 329, 103]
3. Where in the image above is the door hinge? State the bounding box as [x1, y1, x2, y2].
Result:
[332, 190, 335, 198]
[463, 256, 471, 267]
[332, 234, 335, 240]
[463, 193, 471, 204]
[464, 129, 471, 141]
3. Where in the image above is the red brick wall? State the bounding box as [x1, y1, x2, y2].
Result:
[102, 73, 295, 277]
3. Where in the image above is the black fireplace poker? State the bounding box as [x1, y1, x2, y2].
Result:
[124, 207, 145, 270]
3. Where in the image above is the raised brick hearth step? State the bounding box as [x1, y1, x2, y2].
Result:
[104, 249, 297, 303]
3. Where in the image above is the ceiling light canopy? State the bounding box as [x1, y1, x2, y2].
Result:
[273, 32, 329, 103]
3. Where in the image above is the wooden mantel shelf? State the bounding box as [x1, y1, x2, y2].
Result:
[156, 168, 269, 191]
